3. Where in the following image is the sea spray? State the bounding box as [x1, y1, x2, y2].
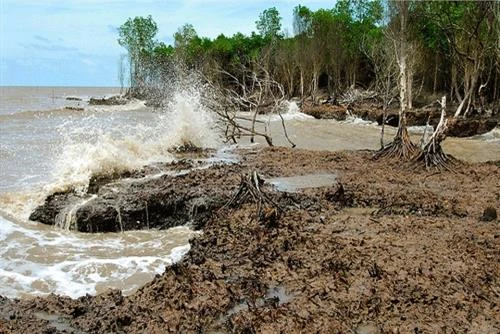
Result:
[47, 86, 221, 195]
[163, 91, 220, 148]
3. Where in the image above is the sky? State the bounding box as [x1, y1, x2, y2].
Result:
[0, 0, 333, 87]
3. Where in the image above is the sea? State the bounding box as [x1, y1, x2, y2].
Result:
[0, 86, 498, 299]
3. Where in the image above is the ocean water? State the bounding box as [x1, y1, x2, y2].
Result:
[0, 86, 218, 298]
[0, 86, 498, 299]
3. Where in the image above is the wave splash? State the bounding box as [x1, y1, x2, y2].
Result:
[49, 88, 221, 194]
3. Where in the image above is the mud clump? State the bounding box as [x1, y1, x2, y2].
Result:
[481, 206, 497, 222]
[88, 95, 128, 106]
[301, 103, 348, 120]
[4, 147, 500, 333]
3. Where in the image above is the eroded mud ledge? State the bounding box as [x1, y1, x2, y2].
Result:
[2, 147, 499, 333]
[302, 102, 498, 137]
[29, 157, 240, 233]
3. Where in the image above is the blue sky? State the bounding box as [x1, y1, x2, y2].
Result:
[0, 0, 333, 87]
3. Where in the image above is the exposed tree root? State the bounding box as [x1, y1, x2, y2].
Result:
[221, 171, 283, 226]
[412, 96, 455, 172]
[374, 126, 418, 161]
[411, 143, 456, 172]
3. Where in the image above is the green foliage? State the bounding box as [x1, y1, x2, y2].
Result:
[117, 1, 499, 105]
[293, 5, 313, 36]
[153, 43, 174, 60]
[118, 15, 159, 90]
[174, 24, 198, 48]
[118, 15, 158, 57]
[256, 7, 283, 39]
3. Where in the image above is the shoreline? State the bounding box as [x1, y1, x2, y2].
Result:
[1, 147, 498, 333]
[301, 100, 499, 138]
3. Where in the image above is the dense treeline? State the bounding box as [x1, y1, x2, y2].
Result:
[118, 0, 499, 116]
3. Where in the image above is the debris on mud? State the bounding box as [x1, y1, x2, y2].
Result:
[2, 147, 499, 333]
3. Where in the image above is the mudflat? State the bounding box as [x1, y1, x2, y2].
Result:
[1, 147, 498, 333]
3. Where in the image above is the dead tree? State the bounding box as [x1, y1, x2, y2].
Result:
[207, 63, 296, 148]
[412, 96, 454, 171]
[360, 35, 397, 149]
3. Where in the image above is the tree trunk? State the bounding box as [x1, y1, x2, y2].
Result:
[287, 67, 294, 97]
[451, 63, 462, 103]
[433, 53, 438, 95]
[373, 0, 416, 161]
[300, 70, 304, 100]
[494, 71, 498, 101]
[398, 1, 408, 128]
[455, 61, 480, 118]
[413, 96, 453, 171]
[407, 65, 413, 110]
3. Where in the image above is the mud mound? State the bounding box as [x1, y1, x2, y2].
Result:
[30, 160, 240, 232]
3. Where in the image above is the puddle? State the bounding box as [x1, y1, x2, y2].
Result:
[267, 174, 337, 192]
[215, 285, 294, 330]
[265, 285, 294, 305]
[34, 311, 82, 333]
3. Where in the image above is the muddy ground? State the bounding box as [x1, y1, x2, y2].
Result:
[1, 147, 499, 333]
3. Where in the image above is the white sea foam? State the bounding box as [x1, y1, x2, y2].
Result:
[0, 85, 220, 299]
[340, 115, 378, 127]
[408, 124, 434, 134]
[0, 215, 196, 298]
[47, 90, 220, 194]
[264, 101, 314, 121]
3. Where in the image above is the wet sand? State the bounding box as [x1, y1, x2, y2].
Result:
[0, 147, 499, 333]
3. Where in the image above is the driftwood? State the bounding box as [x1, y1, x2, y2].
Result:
[222, 171, 282, 226]
[412, 96, 455, 171]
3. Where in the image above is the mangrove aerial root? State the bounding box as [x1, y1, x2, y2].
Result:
[411, 144, 455, 172]
[374, 126, 418, 161]
[412, 96, 455, 172]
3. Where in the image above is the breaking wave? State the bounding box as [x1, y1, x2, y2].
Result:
[263, 101, 314, 121]
[0, 214, 195, 298]
[49, 89, 221, 194]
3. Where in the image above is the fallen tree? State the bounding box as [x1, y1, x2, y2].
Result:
[206, 63, 296, 148]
